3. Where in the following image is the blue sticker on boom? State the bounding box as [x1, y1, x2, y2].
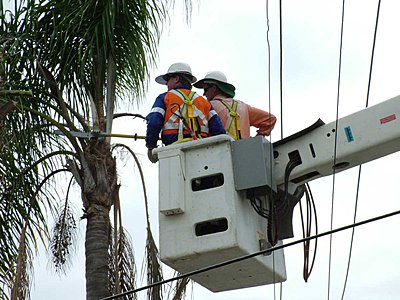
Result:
[344, 126, 354, 142]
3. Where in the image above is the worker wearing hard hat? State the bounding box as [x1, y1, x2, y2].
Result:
[194, 71, 276, 140]
[145, 63, 226, 163]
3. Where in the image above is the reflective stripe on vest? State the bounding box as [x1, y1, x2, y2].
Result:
[217, 99, 242, 140]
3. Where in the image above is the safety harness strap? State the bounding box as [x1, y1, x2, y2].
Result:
[218, 99, 242, 140]
[175, 90, 202, 141]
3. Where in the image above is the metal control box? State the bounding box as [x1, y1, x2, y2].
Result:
[231, 136, 276, 195]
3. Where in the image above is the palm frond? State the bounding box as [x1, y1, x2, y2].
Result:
[168, 272, 191, 300]
[10, 225, 34, 300]
[1, 0, 196, 298]
[112, 143, 164, 299]
[21, 0, 169, 116]
[0, 100, 16, 120]
[144, 227, 163, 300]
[0, 136, 50, 299]
[109, 227, 137, 300]
[0, 89, 70, 297]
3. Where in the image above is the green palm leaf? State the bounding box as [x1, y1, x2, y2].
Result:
[1, 0, 195, 299]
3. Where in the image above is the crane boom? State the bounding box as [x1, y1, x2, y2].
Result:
[272, 94, 400, 187]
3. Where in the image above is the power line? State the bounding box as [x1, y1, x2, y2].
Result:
[279, 0, 283, 140]
[328, 0, 346, 299]
[340, 166, 362, 300]
[365, 0, 382, 107]
[265, 1, 279, 299]
[101, 209, 400, 300]
[340, 1, 382, 299]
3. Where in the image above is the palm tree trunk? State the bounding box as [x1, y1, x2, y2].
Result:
[85, 203, 111, 300]
[80, 141, 117, 299]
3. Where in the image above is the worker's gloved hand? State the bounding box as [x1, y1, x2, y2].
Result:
[147, 148, 158, 163]
[256, 129, 271, 137]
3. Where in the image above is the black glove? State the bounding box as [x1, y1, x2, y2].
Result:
[147, 148, 158, 163]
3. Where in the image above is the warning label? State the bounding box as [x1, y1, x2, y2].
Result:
[380, 114, 396, 124]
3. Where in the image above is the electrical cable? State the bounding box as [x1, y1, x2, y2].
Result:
[269, 7, 281, 300]
[249, 154, 301, 247]
[299, 183, 318, 282]
[276, 156, 302, 214]
[269, 155, 301, 245]
[249, 156, 301, 219]
[250, 195, 271, 219]
[267, 198, 278, 246]
[340, 166, 361, 300]
[341, 2, 381, 299]
[264, 2, 278, 295]
[279, 0, 283, 140]
[249, 192, 278, 247]
[328, 0, 346, 298]
[101, 209, 400, 300]
[365, 0, 381, 108]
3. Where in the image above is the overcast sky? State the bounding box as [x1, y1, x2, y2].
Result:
[29, 0, 400, 299]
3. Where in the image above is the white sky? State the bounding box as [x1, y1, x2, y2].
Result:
[29, 0, 400, 299]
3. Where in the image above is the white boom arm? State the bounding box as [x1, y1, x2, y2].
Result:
[273, 95, 400, 187]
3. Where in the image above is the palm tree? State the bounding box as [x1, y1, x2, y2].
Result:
[0, 0, 192, 299]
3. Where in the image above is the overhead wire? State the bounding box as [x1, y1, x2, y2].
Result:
[268, 3, 287, 286]
[266, 0, 281, 298]
[279, 0, 283, 140]
[340, 166, 362, 300]
[340, 1, 382, 299]
[328, 0, 346, 299]
[276, 0, 320, 286]
[101, 210, 400, 300]
[264, 0, 316, 291]
[365, 0, 381, 108]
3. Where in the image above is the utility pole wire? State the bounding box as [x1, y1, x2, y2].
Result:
[341, 2, 382, 299]
[101, 209, 400, 300]
[328, 0, 346, 299]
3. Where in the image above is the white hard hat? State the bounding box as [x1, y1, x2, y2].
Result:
[155, 62, 197, 85]
[194, 71, 236, 97]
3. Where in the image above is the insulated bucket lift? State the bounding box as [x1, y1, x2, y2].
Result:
[154, 94, 400, 293]
[154, 135, 286, 292]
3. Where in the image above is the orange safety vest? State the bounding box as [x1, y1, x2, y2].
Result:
[162, 89, 211, 141]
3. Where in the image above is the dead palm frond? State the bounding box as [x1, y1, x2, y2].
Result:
[118, 230, 137, 300]
[108, 182, 137, 299]
[10, 225, 33, 300]
[109, 226, 137, 300]
[113, 143, 164, 299]
[167, 272, 191, 300]
[144, 227, 163, 300]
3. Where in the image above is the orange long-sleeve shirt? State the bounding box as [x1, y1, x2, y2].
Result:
[210, 95, 277, 138]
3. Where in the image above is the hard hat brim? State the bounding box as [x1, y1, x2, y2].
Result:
[155, 72, 197, 85]
[194, 78, 236, 91]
